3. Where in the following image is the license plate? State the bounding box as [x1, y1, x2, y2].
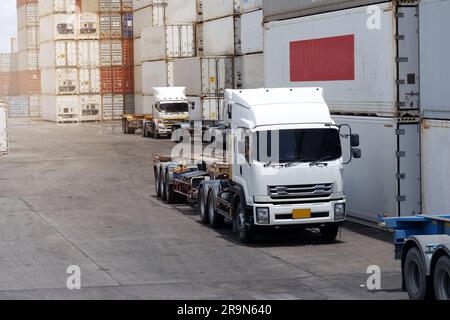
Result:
[292, 209, 312, 219]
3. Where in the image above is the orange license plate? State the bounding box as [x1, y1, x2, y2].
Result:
[292, 209, 312, 219]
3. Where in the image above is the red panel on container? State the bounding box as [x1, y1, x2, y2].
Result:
[122, 39, 134, 66]
[101, 66, 134, 94]
[290, 35, 355, 82]
[17, 70, 40, 95]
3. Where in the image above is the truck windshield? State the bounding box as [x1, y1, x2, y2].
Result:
[158, 103, 189, 113]
[256, 128, 342, 164]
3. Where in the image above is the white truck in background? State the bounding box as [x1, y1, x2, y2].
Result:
[142, 87, 190, 139]
[154, 88, 362, 243]
[0, 101, 8, 155]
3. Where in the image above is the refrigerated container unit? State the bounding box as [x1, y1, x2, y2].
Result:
[264, 2, 420, 118]
[79, 95, 101, 122]
[333, 115, 421, 223]
[41, 95, 79, 123]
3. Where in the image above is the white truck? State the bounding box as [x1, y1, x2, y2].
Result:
[142, 87, 190, 139]
[154, 88, 361, 243]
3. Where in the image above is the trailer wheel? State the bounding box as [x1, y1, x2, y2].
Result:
[198, 187, 209, 224]
[207, 191, 224, 228]
[154, 167, 161, 198]
[164, 172, 177, 204]
[235, 201, 253, 244]
[320, 225, 339, 242]
[433, 255, 450, 300]
[404, 247, 430, 300]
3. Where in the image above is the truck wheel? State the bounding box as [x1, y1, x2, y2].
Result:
[207, 191, 224, 228]
[164, 172, 177, 204]
[235, 201, 253, 244]
[404, 247, 431, 300]
[433, 255, 450, 300]
[160, 170, 167, 201]
[320, 225, 339, 241]
[155, 167, 161, 198]
[198, 187, 209, 224]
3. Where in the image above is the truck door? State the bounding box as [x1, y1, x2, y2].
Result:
[396, 5, 420, 114]
[397, 120, 421, 216]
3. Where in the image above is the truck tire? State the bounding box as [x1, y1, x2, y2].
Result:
[164, 172, 177, 204]
[433, 254, 450, 300]
[320, 225, 339, 241]
[198, 187, 209, 224]
[404, 247, 431, 300]
[155, 167, 161, 198]
[207, 190, 224, 228]
[235, 201, 253, 244]
[160, 170, 167, 201]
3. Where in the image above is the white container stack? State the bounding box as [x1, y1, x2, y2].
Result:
[0, 102, 8, 155]
[39, 0, 102, 122]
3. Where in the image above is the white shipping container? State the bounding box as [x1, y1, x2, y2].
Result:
[238, 0, 262, 13]
[133, 0, 154, 11]
[41, 68, 78, 95]
[172, 57, 234, 96]
[235, 53, 264, 89]
[134, 38, 142, 65]
[39, 0, 76, 17]
[142, 60, 173, 95]
[17, 3, 39, 30]
[0, 54, 11, 72]
[333, 115, 421, 222]
[419, 0, 450, 120]
[239, 10, 263, 55]
[40, 41, 77, 68]
[100, 0, 122, 12]
[133, 6, 154, 38]
[265, 3, 420, 116]
[100, 13, 122, 39]
[100, 40, 122, 66]
[134, 93, 143, 114]
[29, 94, 41, 118]
[18, 27, 40, 52]
[18, 50, 39, 71]
[166, 0, 197, 24]
[134, 65, 142, 93]
[79, 13, 99, 40]
[421, 119, 450, 215]
[202, 0, 236, 21]
[79, 95, 101, 121]
[142, 95, 155, 114]
[41, 95, 79, 122]
[202, 16, 235, 56]
[189, 96, 224, 121]
[8, 96, 30, 118]
[78, 40, 100, 67]
[0, 103, 7, 154]
[141, 25, 195, 62]
[78, 68, 100, 94]
[40, 14, 77, 43]
[102, 94, 124, 121]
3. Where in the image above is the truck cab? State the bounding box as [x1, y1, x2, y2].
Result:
[143, 87, 190, 139]
[217, 88, 361, 240]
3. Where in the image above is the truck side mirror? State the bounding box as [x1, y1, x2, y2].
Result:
[352, 148, 362, 159]
[351, 134, 360, 147]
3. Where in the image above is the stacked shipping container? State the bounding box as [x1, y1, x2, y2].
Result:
[100, 0, 135, 121]
[15, 0, 41, 118]
[264, 0, 450, 222]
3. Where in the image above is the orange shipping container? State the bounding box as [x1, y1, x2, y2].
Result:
[17, 70, 40, 95]
[122, 39, 134, 66]
[100, 66, 133, 94]
[0, 72, 10, 96]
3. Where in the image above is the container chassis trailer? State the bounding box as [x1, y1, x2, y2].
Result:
[380, 214, 450, 300]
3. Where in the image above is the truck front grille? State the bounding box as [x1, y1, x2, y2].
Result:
[268, 183, 333, 199]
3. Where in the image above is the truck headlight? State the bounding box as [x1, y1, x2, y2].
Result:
[334, 203, 346, 221]
[256, 207, 270, 224]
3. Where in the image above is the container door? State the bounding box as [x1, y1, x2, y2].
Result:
[396, 5, 420, 113]
[397, 121, 421, 216]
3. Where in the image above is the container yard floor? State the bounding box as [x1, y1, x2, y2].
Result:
[0, 119, 407, 300]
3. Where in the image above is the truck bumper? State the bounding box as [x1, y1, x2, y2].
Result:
[252, 199, 346, 227]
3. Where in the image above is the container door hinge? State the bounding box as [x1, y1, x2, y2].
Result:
[396, 79, 406, 85]
[396, 129, 405, 135]
[396, 151, 406, 158]
[396, 35, 405, 40]
[396, 57, 409, 63]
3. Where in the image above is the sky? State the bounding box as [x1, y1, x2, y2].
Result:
[0, 0, 17, 53]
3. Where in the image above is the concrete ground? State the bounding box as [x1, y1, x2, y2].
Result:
[0, 120, 408, 300]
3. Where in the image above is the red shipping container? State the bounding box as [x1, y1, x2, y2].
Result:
[290, 34, 355, 82]
[101, 66, 134, 94]
[0, 72, 10, 96]
[17, 70, 40, 95]
[122, 39, 134, 66]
